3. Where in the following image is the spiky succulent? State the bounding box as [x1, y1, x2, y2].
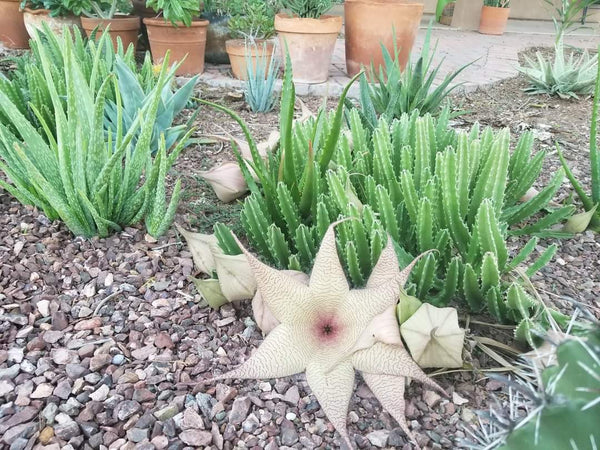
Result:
[207, 55, 572, 342]
[208, 222, 447, 448]
[463, 311, 600, 450]
[243, 41, 279, 113]
[0, 28, 189, 238]
[518, 38, 598, 99]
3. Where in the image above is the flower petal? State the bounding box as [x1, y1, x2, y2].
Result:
[361, 373, 417, 445]
[344, 280, 400, 320]
[398, 251, 436, 288]
[213, 324, 311, 380]
[306, 359, 355, 449]
[352, 343, 447, 396]
[309, 222, 349, 302]
[252, 270, 310, 335]
[350, 305, 402, 354]
[366, 236, 399, 288]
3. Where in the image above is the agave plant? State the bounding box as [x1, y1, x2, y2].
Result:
[205, 56, 572, 340]
[518, 38, 598, 99]
[0, 30, 189, 238]
[243, 40, 279, 113]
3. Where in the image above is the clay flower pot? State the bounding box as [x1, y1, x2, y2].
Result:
[143, 17, 210, 76]
[80, 16, 140, 51]
[0, 0, 29, 48]
[344, 0, 423, 78]
[204, 13, 231, 64]
[478, 5, 510, 35]
[274, 13, 342, 84]
[226, 39, 275, 80]
[22, 8, 82, 38]
[439, 2, 455, 25]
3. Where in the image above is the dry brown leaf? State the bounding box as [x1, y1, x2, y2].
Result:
[199, 162, 249, 203]
[400, 303, 465, 368]
[175, 224, 222, 275]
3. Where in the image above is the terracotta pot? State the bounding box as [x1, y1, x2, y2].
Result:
[344, 0, 423, 78]
[80, 16, 140, 51]
[0, 0, 29, 49]
[22, 8, 82, 38]
[478, 5, 510, 35]
[204, 13, 231, 64]
[144, 17, 209, 76]
[274, 13, 342, 84]
[225, 39, 275, 80]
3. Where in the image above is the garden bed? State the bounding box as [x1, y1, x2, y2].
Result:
[0, 46, 599, 449]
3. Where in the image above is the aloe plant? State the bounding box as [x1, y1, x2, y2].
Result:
[281, 0, 341, 18]
[0, 30, 189, 238]
[558, 46, 600, 231]
[104, 55, 198, 154]
[243, 41, 279, 113]
[0, 23, 154, 141]
[203, 56, 571, 340]
[347, 25, 472, 130]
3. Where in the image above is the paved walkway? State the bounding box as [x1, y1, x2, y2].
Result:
[198, 20, 600, 98]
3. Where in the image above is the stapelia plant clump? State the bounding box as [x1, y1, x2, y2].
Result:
[207, 222, 447, 448]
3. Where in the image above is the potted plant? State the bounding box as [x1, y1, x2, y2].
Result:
[226, 0, 276, 80]
[65, 0, 140, 49]
[202, 0, 231, 64]
[0, 0, 29, 48]
[274, 0, 343, 84]
[21, 0, 81, 37]
[435, 0, 455, 25]
[143, 0, 209, 76]
[479, 0, 510, 35]
[344, 0, 424, 78]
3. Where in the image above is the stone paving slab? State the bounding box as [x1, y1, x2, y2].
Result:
[196, 27, 600, 98]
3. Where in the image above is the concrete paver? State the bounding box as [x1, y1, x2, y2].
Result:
[197, 21, 600, 98]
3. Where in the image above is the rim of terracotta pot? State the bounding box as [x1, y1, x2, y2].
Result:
[143, 17, 209, 28]
[225, 38, 274, 56]
[80, 16, 141, 26]
[482, 5, 510, 9]
[23, 7, 79, 18]
[23, 7, 50, 14]
[345, 0, 424, 5]
[274, 13, 342, 34]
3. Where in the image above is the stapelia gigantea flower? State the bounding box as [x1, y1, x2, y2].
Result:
[209, 223, 447, 448]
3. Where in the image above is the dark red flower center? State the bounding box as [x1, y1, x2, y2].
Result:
[313, 314, 343, 345]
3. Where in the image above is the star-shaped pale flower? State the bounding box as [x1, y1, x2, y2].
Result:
[210, 222, 447, 448]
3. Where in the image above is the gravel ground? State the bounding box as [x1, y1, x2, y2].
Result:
[1, 47, 600, 450]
